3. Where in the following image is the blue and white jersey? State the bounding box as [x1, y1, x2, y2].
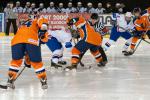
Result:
[112, 13, 134, 32]
[48, 29, 72, 44]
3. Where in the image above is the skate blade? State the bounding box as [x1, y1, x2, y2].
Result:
[0, 84, 8, 89]
[42, 85, 48, 90]
[7, 83, 15, 89]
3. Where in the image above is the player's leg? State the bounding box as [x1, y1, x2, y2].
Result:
[51, 49, 64, 68]
[65, 40, 90, 70]
[124, 31, 144, 56]
[121, 31, 132, 53]
[103, 27, 121, 51]
[7, 43, 25, 88]
[26, 44, 48, 89]
[58, 41, 73, 65]
[58, 49, 67, 65]
[99, 46, 108, 63]
[90, 46, 107, 67]
[124, 36, 139, 56]
[46, 37, 65, 68]
[24, 53, 31, 68]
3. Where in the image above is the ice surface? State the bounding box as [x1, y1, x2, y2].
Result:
[0, 37, 150, 100]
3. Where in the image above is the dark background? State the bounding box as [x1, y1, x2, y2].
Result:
[0, 0, 150, 10]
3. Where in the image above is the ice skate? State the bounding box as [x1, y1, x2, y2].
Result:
[51, 61, 62, 69]
[7, 78, 15, 89]
[40, 78, 48, 89]
[124, 49, 134, 56]
[58, 60, 67, 65]
[64, 64, 77, 71]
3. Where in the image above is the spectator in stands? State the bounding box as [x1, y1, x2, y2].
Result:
[76, 2, 86, 13]
[38, 3, 46, 13]
[30, 3, 37, 13]
[13, 1, 23, 13]
[4, 2, 18, 36]
[120, 3, 126, 13]
[95, 3, 106, 14]
[114, 3, 124, 13]
[105, 2, 113, 13]
[65, 2, 76, 13]
[47, 2, 57, 13]
[57, 3, 66, 13]
[23, 2, 31, 13]
[86, 2, 96, 13]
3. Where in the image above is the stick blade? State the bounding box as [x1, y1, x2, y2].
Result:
[0, 84, 8, 89]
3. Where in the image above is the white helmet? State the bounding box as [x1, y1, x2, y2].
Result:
[125, 12, 132, 17]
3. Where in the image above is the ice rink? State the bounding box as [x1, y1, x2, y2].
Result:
[0, 37, 150, 100]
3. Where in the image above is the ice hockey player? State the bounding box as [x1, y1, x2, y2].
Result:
[64, 15, 106, 71]
[103, 12, 134, 54]
[88, 13, 108, 63]
[124, 8, 150, 56]
[7, 11, 49, 89]
[46, 28, 73, 68]
[71, 13, 108, 66]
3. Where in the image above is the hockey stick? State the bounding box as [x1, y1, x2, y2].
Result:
[142, 39, 150, 44]
[0, 66, 26, 89]
[132, 28, 150, 54]
[99, 46, 108, 62]
[133, 39, 142, 53]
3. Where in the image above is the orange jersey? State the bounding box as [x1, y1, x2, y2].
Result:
[73, 16, 102, 46]
[11, 17, 48, 46]
[134, 15, 150, 31]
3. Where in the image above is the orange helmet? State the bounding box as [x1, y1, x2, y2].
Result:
[66, 17, 74, 26]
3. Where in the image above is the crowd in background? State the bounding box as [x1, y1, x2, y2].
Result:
[1, 1, 128, 36]
[3, 1, 127, 14]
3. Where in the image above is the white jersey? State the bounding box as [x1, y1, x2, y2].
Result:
[85, 7, 96, 13]
[76, 7, 86, 13]
[48, 29, 72, 43]
[112, 13, 134, 32]
[37, 8, 47, 13]
[47, 7, 57, 13]
[13, 7, 23, 13]
[57, 8, 66, 13]
[65, 7, 77, 13]
[95, 8, 106, 14]
[23, 7, 32, 13]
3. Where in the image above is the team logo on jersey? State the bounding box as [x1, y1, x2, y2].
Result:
[28, 39, 39, 45]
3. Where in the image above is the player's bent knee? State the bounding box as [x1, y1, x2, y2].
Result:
[31, 62, 43, 69]
[9, 59, 22, 79]
[10, 59, 23, 67]
[72, 47, 81, 55]
[31, 62, 47, 79]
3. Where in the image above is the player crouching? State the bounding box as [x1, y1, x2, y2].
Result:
[7, 11, 49, 89]
[64, 16, 107, 71]
[46, 28, 73, 69]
